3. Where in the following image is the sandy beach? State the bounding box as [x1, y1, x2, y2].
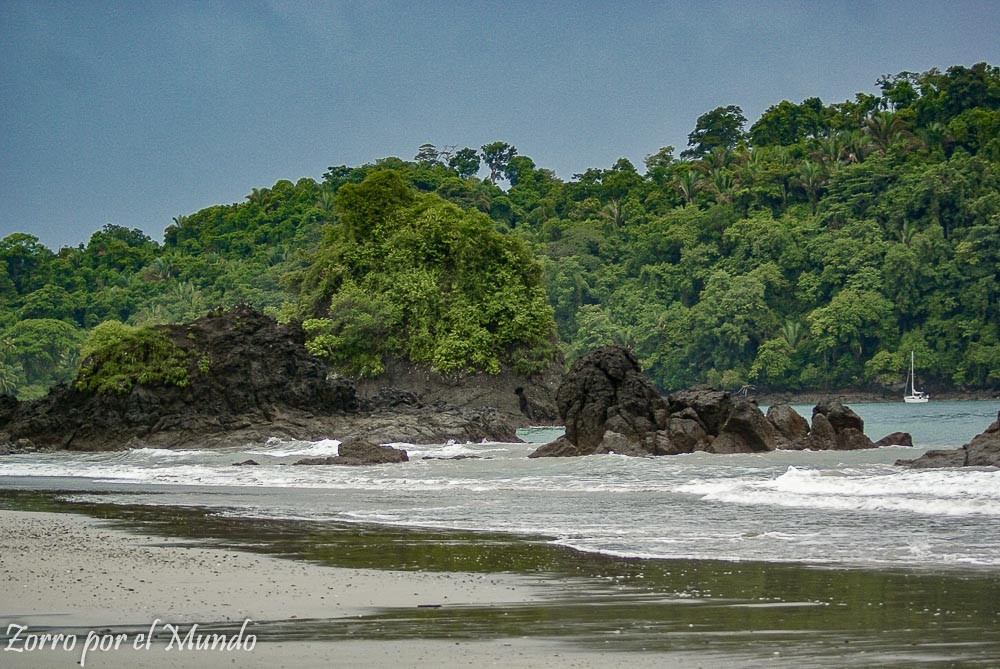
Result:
[0, 509, 730, 669]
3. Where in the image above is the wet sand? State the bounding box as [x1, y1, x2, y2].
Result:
[0, 509, 721, 668]
[3, 494, 1000, 668]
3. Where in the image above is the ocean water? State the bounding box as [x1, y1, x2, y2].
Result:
[1, 399, 998, 570]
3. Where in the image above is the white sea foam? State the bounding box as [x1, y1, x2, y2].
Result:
[246, 438, 341, 457]
[678, 466, 1000, 517]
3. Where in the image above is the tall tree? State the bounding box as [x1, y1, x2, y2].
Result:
[682, 105, 747, 158]
[480, 142, 518, 184]
[448, 147, 481, 179]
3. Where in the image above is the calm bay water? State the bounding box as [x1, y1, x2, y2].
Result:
[1, 399, 997, 570]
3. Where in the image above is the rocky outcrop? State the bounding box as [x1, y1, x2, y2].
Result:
[873, 431, 914, 447]
[0, 306, 520, 452]
[528, 346, 894, 459]
[352, 357, 562, 428]
[529, 346, 783, 457]
[799, 401, 876, 451]
[897, 410, 1000, 468]
[293, 441, 408, 466]
[766, 403, 810, 445]
[709, 399, 780, 454]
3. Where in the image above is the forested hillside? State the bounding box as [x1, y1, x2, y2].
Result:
[1, 63, 997, 399]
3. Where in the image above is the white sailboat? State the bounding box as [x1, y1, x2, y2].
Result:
[903, 350, 929, 403]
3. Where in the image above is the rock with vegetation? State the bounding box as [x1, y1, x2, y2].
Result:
[896, 410, 1000, 468]
[0, 306, 517, 451]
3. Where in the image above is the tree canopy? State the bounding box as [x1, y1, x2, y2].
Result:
[2, 62, 998, 397]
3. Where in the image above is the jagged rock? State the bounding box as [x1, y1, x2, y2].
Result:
[966, 414, 1000, 466]
[898, 449, 967, 468]
[294, 441, 408, 466]
[232, 459, 260, 466]
[530, 346, 779, 457]
[664, 414, 709, 454]
[366, 388, 419, 409]
[709, 399, 779, 453]
[667, 386, 733, 436]
[766, 403, 810, 443]
[873, 432, 914, 447]
[899, 410, 1000, 468]
[353, 356, 562, 428]
[552, 346, 666, 455]
[799, 401, 875, 450]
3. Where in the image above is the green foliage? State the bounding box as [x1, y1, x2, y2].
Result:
[2, 61, 998, 395]
[296, 170, 557, 377]
[76, 322, 191, 394]
[0, 319, 83, 398]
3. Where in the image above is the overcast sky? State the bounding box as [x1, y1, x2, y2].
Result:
[2, 0, 998, 249]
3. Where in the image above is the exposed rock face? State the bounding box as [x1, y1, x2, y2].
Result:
[529, 346, 781, 457]
[897, 410, 1000, 468]
[0, 306, 519, 452]
[528, 345, 890, 459]
[799, 401, 876, 451]
[873, 432, 914, 448]
[557, 346, 667, 453]
[353, 356, 562, 428]
[766, 403, 810, 444]
[709, 399, 780, 454]
[668, 387, 733, 437]
[293, 441, 408, 466]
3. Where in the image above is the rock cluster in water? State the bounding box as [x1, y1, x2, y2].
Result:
[896, 410, 1000, 468]
[529, 345, 903, 458]
[0, 306, 517, 452]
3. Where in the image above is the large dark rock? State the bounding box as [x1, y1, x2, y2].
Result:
[766, 403, 810, 444]
[873, 432, 914, 448]
[0, 306, 521, 452]
[898, 410, 1000, 468]
[798, 401, 875, 450]
[294, 441, 408, 466]
[554, 346, 667, 455]
[529, 346, 779, 457]
[709, 399, 779, 453]
[667, 386, 733, 436]
[353, 356, 562, 428]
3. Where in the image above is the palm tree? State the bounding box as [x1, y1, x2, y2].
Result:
[865, 111, 912, 154]
[707, 169, 734, 204]
[781, 320, 802, 349]
[899, 218, 919, 246]
[844, 130, 873, 164]
[0, 364, 18, 396]
[795, 161, 827, 213]
[673, 170, 703, 206]
[917, 122, 951, 154]
[316, 190, 337, 214]
[813, 134, 847, 169]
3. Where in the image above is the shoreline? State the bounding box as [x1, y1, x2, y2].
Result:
[2, 489, 1000, 667]
[0, 506, 797, 669]
[751, 390, 1000, 404]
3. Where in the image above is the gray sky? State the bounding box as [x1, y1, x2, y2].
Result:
[2, 0, 998, 249]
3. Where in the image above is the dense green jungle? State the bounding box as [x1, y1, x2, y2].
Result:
[1, 63, 998, 400]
